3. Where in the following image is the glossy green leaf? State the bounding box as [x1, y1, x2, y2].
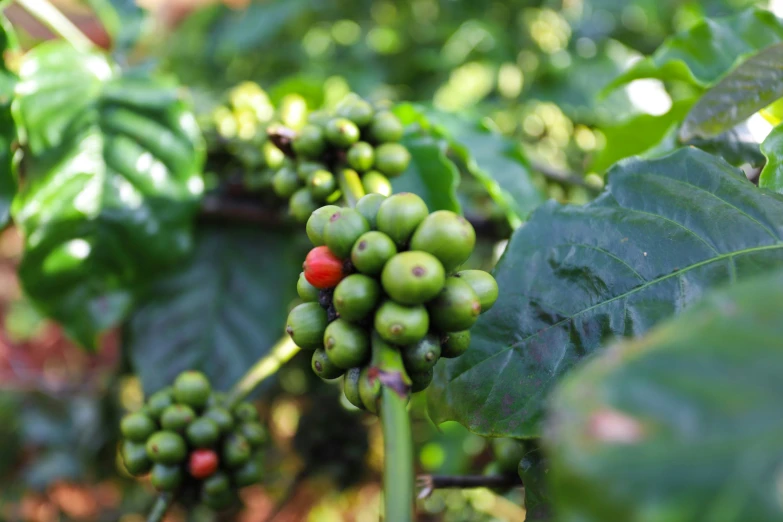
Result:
[605, 8, 783, 92]
[0, 16, 17, 228]
[428, 148, 783, 438]
[759, 122, 783, 194]
[125, 224, 307, 394]
[680, 42, 783, 141]
[546, 270, 783, 522]
[392, 135, 460, 213]
[686, 121, 765, 167]
[12, 43, 205, 349]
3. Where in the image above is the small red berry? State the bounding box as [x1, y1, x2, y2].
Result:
[189, 449, 219, 479]
[304, 246, 345, 289]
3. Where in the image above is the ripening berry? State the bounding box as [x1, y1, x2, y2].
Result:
[303, 246, 345, 288]
[189, 449, 220, 479]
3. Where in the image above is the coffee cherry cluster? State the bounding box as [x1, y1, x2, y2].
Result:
[286, 193, 498, 410]
[271, 94, 410, 221]
[119, 371, 268, 510]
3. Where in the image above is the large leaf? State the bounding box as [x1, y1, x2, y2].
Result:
[428, 148, 783, 438]
[125, 224, 307, 394]
[392, 134, 461, 213]
[12, 43, 204, 349]
[0, 15, 17, 228]
[605, 8, 783, 91]
[545, 270, 783, 522]
[759, 122, 783, 194]
[680, 42, 783, 141]
[395, 104, 545, 226]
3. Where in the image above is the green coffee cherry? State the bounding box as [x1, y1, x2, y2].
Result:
[122, 440, 152, 476]
[222, 434, 252, 468]
[343, 367, 365, 410]
[374, 301, 429, 345]
[455, 270, 498, 312]
[441, 330, 470, 358]
[146, 431, 187, 464]
[410, 368, 434, 393]
[297, 272, 320, 302]
[306, 205, 341, 246]
[324, 319, 371, 369]
[333, 274, 381, 321]
[312, 348, 345, 379]
[272, 166, 301, 198]
[233, 458, 263, 487]
[410, 211, 476, 272]
[323, 208, 370, 258]
[374, 143, 410, 178]
[492, 438, 526, 473]
[376, 193, 429, 247]
[160, 404, 196, 432]
[204, 407, 234, 433]
[289, 188, 318, 222]
[239, 422, 268, 447]
[381, 251, 445, 305]
[362, 170, 392, 196]
[279, 93, 308, 129]
[206, 391, 228, 409]
[308, 110, 331, 126]
[263, 142, 286, 169]
[347, 142, 375, 171]
[234, 402, 259, 422]
[201, 489, 237, 510]
[369, 111, 404, 142]
[355, 193, 386, 229]
[325, 118, 360, 147]
[336, 98, 374, 127]
[151, 463, 183, 491]
[358, 367, 381, 413]
[308, 169, 337, 200]
[174, 371, 212, 409]
[120, 412, 156, 442]
[351, 231, 397, 276]
[292, 124, 326, 158]
[402, 335, 441, 373]
[202, 471, 231, 496]
[186, 417, 221, 448]
[286, 302, 329, 350]
[428, 278, 481, 332]
[298, 161, 327, 182]
[146, 388, 174, 419]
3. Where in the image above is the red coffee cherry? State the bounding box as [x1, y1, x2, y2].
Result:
[304, 246, 345, 289]
[189, 449, 219, 479]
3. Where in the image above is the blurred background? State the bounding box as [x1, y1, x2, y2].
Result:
[0, 0, 773, 520]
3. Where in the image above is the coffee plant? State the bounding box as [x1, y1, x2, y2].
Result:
[2, 1, 783, 521]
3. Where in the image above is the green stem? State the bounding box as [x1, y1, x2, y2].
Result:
[381, 386, 415, 521]
[14, 0, 95, 52]
[337, 168, 365, 208]
[147, 493, 173, 522]
[226, 335, 300, 409]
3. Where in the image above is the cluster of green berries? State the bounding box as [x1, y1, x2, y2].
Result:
[271, 94, 411, 221]
[286, 192, 498, 411]
[119, 371, 268, 510]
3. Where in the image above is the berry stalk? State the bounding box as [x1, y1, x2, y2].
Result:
[146, 493, 173, 522]
[15, 0, 95, 52]
[381, 386, 415, 522]
[226, 335, 300, 409]
[337, 168, 366, 208]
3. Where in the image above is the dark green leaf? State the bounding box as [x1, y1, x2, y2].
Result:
[429, 148, 783, 438]
[392, 135, 460, 213]
[686, 121, 765, 167]
[680, 42, 783, 141]
[546, 270, 783, 522]
[125, 224, 307, 394]
[0, 16, 17, 229]
[12, 43, 205, 349]
[605, 8, 783, 91]
[760, 122, 783, 193]
[518, 445, 552, 521]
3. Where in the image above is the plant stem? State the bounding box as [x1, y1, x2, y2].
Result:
[147, 493, 173, 522]
[337, 168, 365, 208]
[226, 335, 300, 409]
[381, 386, 415, 522]
[14, 0, 94, 52]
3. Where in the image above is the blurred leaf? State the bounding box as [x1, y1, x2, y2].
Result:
[591, 99, 694, 173]
[605, 8, 783, 91]
[518, 445, 552, 521]
[760, 122, 783, 194]
[546, 270, 783, 522]
[0, 15, 17, 229]
[429, 148, 783, 438]
[686, 121, 764, 166]
[12, 43, 205, 349]
[23, 451, 83, 490]
[125, 224, 307, 394]
[680, 43, 783, 141]
[392, 135, 460, 213]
